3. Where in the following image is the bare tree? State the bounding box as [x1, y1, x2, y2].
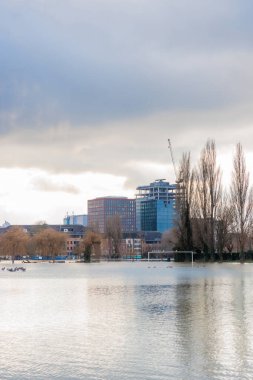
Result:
[175, 152, 194, 250]
[230, 143, 253, 261]
[206, 140, 222, 256]
[161, 228, 178, 251]
[105, 215, 122, 258]
[75, 230, 101, 262]
[194, 140, 222, 260]
[194, 146, 209, 258]
[0, 227, 29, 263]
[215, 193, 234, 261]
[33, 228, 67, 260]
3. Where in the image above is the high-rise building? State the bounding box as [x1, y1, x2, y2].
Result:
[88, 197, 136, 233]
[136, 179, 177, 233]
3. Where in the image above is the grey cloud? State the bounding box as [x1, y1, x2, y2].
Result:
[1, 0, 253, 191]
[0, 103, 252, 191]
[32, 177, 80, 194]
[1, 0, 253, 131]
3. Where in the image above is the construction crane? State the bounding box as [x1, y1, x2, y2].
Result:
[168, 139, 183, 184]
[168, 138, 177, 181]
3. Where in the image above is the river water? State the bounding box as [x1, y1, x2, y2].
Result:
[0, 261, 253, 380]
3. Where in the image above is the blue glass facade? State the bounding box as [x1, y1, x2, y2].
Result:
[156, 199, 175, 232]
[136, 180, 177, 233]
[141, 199, 157, 231]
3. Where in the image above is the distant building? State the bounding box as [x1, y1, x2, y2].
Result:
[136, 179, 177, 233]
[0, 224, 86, 256]
[122, 237, 142, 257]
[88, 196, 136, 233]
[63, 214, 88, 226]
[139, 231, 162, 245]
[58, 224, 86, 255]
[1, 221, 11, 228]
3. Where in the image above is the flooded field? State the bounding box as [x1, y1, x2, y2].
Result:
[0, 261, 252, 379]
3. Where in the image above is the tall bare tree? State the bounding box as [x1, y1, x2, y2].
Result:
[215, 192, 234, 261]
[230, 143, 253, 261]
[194, 140, 222, 259]
[0, 227, 29, 263]
[175, 152, 194, 250]
[206, 140, 222, 256]
[194, 146, 209, 257]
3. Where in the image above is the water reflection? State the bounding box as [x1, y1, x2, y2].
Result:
[170, 272, 253, 379]
[0, 263, 253, 379]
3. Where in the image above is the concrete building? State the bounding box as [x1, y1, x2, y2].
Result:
[88, 196, 136, 233]
[136, 179, 177, 233]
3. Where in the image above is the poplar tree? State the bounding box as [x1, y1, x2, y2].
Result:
[175, 152, 194, 251]
[230, 143, 253, 261]
[194, 140, 222, 260]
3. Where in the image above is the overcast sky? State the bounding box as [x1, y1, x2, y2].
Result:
[1, 0, 253, 224]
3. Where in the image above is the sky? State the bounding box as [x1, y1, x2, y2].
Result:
[1, 0, 253, 224]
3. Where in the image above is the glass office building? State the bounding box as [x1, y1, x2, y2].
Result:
[136, 179, 177, 233]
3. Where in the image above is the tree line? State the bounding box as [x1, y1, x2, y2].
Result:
[170, 140, 253, 262]
[0, 225, 102, 263]
[0, 218, 126, 263]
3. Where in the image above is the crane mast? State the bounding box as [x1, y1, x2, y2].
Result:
[168, 138, 177, 181]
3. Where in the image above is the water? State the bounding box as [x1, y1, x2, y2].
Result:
[0, 262, 253, 380]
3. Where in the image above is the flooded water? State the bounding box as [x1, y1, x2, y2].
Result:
[0, 261, 253, 379]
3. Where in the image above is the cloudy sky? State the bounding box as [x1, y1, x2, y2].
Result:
[1, 0, 253, 224]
